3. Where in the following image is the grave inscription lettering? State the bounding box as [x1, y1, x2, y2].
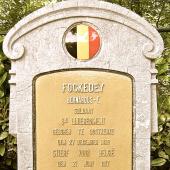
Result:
[34, 70, 132, 170]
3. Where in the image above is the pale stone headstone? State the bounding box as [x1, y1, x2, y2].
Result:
[3, 0, 164, 170]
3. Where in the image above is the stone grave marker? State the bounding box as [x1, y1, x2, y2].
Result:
[3, 0, 164, 170]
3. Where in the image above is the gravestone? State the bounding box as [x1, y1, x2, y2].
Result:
[3, 0, 164, 170]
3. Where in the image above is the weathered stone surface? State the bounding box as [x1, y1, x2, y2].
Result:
[3, 0, 164, 169]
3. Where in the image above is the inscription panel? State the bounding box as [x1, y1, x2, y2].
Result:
[34, 70, 132, 170]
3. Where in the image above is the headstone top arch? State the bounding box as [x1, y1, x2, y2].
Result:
[3, 0, 163, 60]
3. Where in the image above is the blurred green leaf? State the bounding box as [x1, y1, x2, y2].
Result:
[6, 158, 12, 166]
[0, 90, 4, 98]
[156, 57, 167, 65]
[0, 72, 7, 87]
[158, 63, 169, 75]
[165, 113, 170, 122]
[12, 161, 17, 169]
[166, 137, 170, 147]
[159, 114, 167, 123]
[0, 64, 5, 76]
[165, 146, 170, 156]
[152, 158, 167, 166]
[0, 144, 5, 156]
[158, 125, 164, 132]
[0, 38, 3, 44]
[12, 138, 17, 145]
[2, 123, 7, 130]
[158, 150, 169, 160]
[0, 132, 8, 140]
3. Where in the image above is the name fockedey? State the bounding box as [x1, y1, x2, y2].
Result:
[62, 83, 105, 93]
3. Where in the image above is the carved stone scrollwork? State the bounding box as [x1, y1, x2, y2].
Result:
[3, 41, 25, 60]
[143, 41, 164, 59]
[12, 43, 25, 60]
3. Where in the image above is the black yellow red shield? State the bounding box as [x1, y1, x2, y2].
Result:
[65, 24, 100, 60]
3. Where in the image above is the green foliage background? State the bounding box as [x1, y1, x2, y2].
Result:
[0, 0, 169, 169]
